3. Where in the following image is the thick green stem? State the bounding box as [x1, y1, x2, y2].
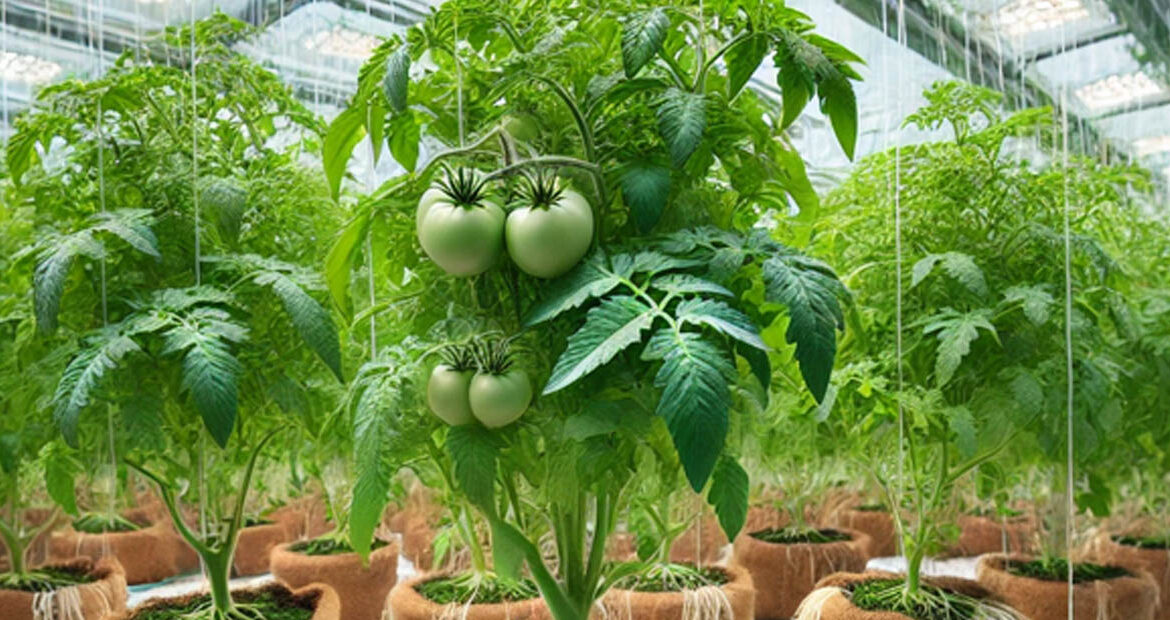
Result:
[0, 521, 26, 575]
[204, 549, 234, 613]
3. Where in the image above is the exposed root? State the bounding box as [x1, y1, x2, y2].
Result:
[792, 586, 843, 620]
[680, 584, 734, 620]
[31, 580, 115, 620]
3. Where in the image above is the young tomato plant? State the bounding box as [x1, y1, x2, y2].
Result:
[328, 2, 861, 619]
[8, 15, 344, 620]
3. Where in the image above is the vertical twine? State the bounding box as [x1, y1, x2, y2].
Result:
[894, 0, 907, 557]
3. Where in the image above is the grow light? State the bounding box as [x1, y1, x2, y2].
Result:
[303, 26, 381, 60]
[1132, 135, 1170, 158]
[1075, 72, 1166, 113]
[0, 51, 63, 84]
[995, 0, 1092, 37]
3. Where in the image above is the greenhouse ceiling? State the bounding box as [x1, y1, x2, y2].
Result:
[1, 0, 1168, 187]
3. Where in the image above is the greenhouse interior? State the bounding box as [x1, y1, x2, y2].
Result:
[1, 0, 1169, 618]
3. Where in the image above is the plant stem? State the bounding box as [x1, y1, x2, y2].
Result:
[0, 520, 26, 576]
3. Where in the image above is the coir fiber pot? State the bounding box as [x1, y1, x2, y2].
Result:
[596, 564, 754, 620]
[824, 508, 897, 559]
[233, 521, 295, 576]
[949, 515, 1035, 557]
[270, 539, 399, 620]
[1093, 536, 1170, 620]
[48, 522, 197, 585]
[269, 496, 332, 541]
[732, 527, 870, 620]
[793, 571, 998, 620]
[976, 552, 1158, 620]
[0, 557, 127, 620]
[386, 573, 551, 620]
[122, 582, 340, 620]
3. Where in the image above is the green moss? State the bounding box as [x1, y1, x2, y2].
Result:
[132, 587, 313, 620]
[1005, 558, 1129, 583]
[289, 537, 389, 556]
[750, 527, 850, 545]
[855, 503, 888, 512]
[73, 512, 141, 534]
[416, 573, 539, 605]
[242, 517, 275, 528]
[850, 579, 980, 620]
[616, 564, 730, 593]
[1115, 535, 1170, 550]
[0, 565, 95, 593]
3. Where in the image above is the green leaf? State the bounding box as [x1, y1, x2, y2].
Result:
[446, 424, 499, 513]
[53, 328, 142, 448]
[675, 298, 767, 351]
[726, 34, 770, 99]
[487, 515, 579, 620]
[44, 443, 79, 516]
[773, 47, 814, 129]
[621, 9, 670, 78]
[923, 309, 997, 387]
[163, 320, 244, 448]
[656, 88, 706, 167]
[384, 46, 411, 112]
[544, 296, 657, 395]
[91, 210, 161, 259]
[651, 274, 733, 298]
[762, 256, 845, 402]
[563, 402, 624, 440]
[707, 456, 748, 541]
[0, 434, 18, 475]
[818, 73, 858, 160]
[200, 178, 248, 245]
[491, 519, 525, 581]
[621, 163, 671, 233]
[737, 341, 771, 400]
[324, 212, 371, 318]
[912, 252, 987, 297]
[254, 271, 343, 381]
[1003, 285, 1054, 326]
[34, 233, 104, 333]
[323, 105, 367, 203]
[389, 113, 421, 172]
[948, 406, 977, 459]
[365, 100, 385, 166]
[350, 373, 400, 562]
[524, 251, 626, 326]
[655, 332, 734, 491]
[5, 124, 39, 186]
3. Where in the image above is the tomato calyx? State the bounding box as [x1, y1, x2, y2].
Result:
[470, 338, 517, 375]
[517, 169, 565, 211]
[436, 166, 490, 208]
[439, 344, 476, 372]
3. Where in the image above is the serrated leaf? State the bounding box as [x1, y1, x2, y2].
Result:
[675, 298, 767, 351]
[656, 88, 706, 167]
[655, 332, 735, 491]
[762, 256, 845, 402]
[389, 113, 420, 172]
[384, 46, 411, 112]
[621, 9, 670, 78]
[447, 424, 499, 512]
[726, 33, 770, 99]
[53, 328, 142, 448]
[948, 406, 977, 459]
[325, 212, 371, 319]
[1010, 371, 1044, 416]
[200, 179, 247, 245]
[524, 251, 625, 326]
[818, 73, 858, 160]
[737, 341, 771, 401]
[34, 234, 104, 333]
[324, 105, 367, 202]
[1003, 285, 1053, 326]
[91, 210, 161, 259]
[651, 274, 732, 298]
[912, 252, 986, 297]
[773, 39, 815, 129]
[923, 309, 997, 387]
[544, 296, 657, 394]
[563, 401, 623, 440]
[621, 163, 671, 233]
[350, 373, 400, 561]
[707, 456, 748, 541]
[44, 443, 79, 516]
[164, 321, 244, 448]
[254, 271, 342, 381]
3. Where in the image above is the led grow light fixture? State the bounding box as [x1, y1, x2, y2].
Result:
[1, 51, 63, 84]
[995, 0, 1092, 37]
[1075, 72, 1166, 112]
[303, 26, 380, 60]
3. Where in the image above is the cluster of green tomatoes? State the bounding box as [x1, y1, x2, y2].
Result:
[415, 167, 594, 279]
[427, 340, 532, 428]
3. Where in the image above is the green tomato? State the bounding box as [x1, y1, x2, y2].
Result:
[468, 370, 532, 428]
[427, 365, 475, 426]
[416, 187, 448, 236]
[505, 187, 593, 279]
[418, 197, 505, 277]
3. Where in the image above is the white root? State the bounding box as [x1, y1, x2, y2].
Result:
[31, 580, 114, 620]
[791, 586, 842, 620]
[680, 584, 733, 620]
